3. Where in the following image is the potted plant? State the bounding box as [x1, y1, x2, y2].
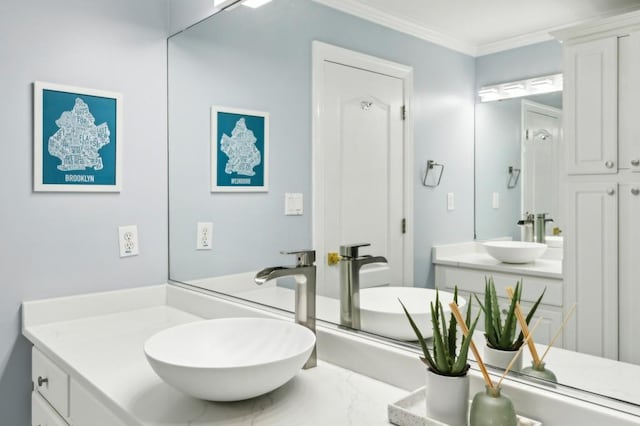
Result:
[476, 277, 545, 371]
[400, 288, 479, 426]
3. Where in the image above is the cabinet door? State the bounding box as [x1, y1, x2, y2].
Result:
[564, 182, 618, 359]
[619, 33, 640, 172]
[32, 392, 68, 426]
[564, 37, 618, 175]
[619, 183, 640, 363]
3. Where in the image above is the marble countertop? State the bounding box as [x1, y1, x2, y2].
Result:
[432, 242, 563, 279]
[24, 304, 404, 425]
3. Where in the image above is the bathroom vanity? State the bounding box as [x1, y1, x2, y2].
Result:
[432, 242, 566, 347]
[24, 285, 405, 426]
[23, 284, 640, 426]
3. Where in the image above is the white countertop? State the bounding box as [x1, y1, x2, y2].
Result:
[24, 300, 404, 425]
[432, 242, 563, 279]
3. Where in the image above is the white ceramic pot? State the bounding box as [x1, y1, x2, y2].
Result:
[484, 345, 523, 372]
[425, 369, 469, 426]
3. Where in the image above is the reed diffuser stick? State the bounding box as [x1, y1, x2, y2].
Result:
[497, 317, 543, 388]
[540, 303, 577, 364]
[449, 302, 494, 390]
[506, 287, 541, 366]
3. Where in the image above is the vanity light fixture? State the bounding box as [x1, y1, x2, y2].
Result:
[243, 0, 273, 8]
[478, 73, 563, 102]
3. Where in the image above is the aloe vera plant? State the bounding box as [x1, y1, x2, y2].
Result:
[400, 288, 479, 376]
[476, 277, 546, 351]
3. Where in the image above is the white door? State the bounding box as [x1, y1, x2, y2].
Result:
[315, 57, 406, 298]
[521, 101, 562, 228]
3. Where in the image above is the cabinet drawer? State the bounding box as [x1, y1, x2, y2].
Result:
[32, 347, 69, 418]
[32, 391, 68, 426]
[435, 266, 562, 307]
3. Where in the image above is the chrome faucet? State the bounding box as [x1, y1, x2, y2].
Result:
[535, 213, 554, 244]
[255, 250, 317, 369]
[339, 243, 388, 330]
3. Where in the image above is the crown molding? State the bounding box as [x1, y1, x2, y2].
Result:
[312, 0, 478, 56]
[552, 9, 640, 44]
[313, 0, 640, 57]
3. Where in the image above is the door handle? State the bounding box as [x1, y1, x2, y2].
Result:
[605, 160, 615, 169]
[631, 188, 640, 196]
[631, 159, 640, 167]
[606, 188, 615, 196]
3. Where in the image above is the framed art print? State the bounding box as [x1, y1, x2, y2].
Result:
[33, 81, 123, 192]
[211, 106, 269, 192]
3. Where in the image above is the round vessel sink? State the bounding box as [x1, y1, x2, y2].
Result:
[483, 240, 547, 264]
[359, 287, 466, 341]
[144, 317, 315, 401]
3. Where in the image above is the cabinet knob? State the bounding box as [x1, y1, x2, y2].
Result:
[605, 160, 615, 169]
[37, 376, 48, 387]
[607, 188, 616, 196]
[631, 159, 640, 167]
[632, 188, 640, 196]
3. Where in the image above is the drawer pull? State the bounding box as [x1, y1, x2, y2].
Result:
[37, 376, 49, 387]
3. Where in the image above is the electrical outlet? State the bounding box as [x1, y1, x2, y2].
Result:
[197, 222, 213, 250]
[118, 225, 139, 257]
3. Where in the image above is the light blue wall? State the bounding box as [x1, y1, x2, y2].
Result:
[0, 1, 168, 424]
[168, 0, 476, 288]
[474, 41, 562, 239]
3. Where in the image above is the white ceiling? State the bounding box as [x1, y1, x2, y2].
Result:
[315, 0, 640, 56]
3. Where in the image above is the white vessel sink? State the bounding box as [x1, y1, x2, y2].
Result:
[483, 241, 547, 264]
[144, 317, 315, 401]
[359, 287, 465, 341]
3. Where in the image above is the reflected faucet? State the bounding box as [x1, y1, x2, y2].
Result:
[339, 243, 388, 330]
[255, 250, 317, 369]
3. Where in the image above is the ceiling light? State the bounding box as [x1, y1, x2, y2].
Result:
[478, 73, 562, 102]
[243, 0, 272, 8]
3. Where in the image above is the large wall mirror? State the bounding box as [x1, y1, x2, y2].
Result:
[168, 0, 639, 414]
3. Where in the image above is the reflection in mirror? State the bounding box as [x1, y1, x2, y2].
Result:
[168, 0, 640, 414]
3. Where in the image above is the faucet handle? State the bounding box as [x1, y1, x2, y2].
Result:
[339, 243, 371, 258]
[281, 250, 316, 267]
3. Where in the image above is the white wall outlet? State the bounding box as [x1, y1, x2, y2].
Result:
[197, 222, 213, 250]
[447, 192, 455, 211]
[285, 193, 303, 216]
[492, 192, 500, 209]
[118, 225, 139, 257]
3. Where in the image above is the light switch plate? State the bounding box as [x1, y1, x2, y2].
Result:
[447, 192, 455, 211]
[118, 225, 139, 257]
[492, 192, 500, 209]
[197, 222, 213, 250]
[285, 193, 303, 215]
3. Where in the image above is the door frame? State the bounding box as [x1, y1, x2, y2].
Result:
[520, 99, 563, 225]
[311, 41, 414, 288]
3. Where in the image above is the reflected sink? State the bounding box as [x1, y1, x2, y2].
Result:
[359, 287, 466, 341]
[144, 317, 316, 401]
[483, 240, 547, 264]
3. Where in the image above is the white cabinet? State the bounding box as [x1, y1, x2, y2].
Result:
[619, 33, 640, 172]
[557, 14, 640, 363]
[564, 183, 618, 359]
[434, 265, 565, 347]
[31, 347, 125, 426]
[619, 183, 640, 364]
[564, 37, 618, 175]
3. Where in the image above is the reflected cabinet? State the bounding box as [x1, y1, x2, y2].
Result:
[559, 17, 640, 363]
